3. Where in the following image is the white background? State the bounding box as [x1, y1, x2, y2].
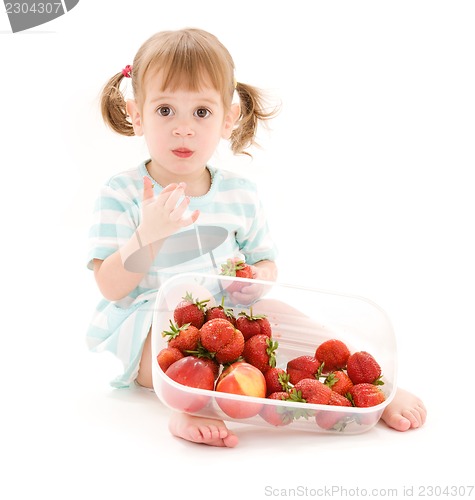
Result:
[1, 1, 474, 498]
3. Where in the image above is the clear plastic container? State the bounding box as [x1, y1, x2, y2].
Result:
[151, 273, 397, 434]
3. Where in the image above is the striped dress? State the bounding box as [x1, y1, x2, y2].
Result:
[86, 161, 278, 388]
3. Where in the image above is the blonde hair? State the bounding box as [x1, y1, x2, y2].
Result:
[100, 28, 278, 155]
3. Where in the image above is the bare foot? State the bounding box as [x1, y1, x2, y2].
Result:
[381, 388, 427, 431]
[168, 412, 239, 447]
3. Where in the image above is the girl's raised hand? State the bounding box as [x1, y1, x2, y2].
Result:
[137, 176, 200, 246]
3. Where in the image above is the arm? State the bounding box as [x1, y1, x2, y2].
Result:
[93, 177, 199, 301]
[92, 233, 160, 301]
[227, 184, 278, 305]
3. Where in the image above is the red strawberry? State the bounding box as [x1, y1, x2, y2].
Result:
[315, 392, 352, 430]
[293, 378, 333, 405]
[349, 383, 386, 407]
[156, 346, 184, 373]
[204, 296, 236, 325]
[324, 370, 354, 395]
[264, 367, 291, 396]
[286, 355, 322, 385]
[315, 339, 351, 373]
[260, 390, 308, 426]
[235, 307, 272, 340]
[242, 334, 278, 374]
[328, 391, 352, 407]
[260, 391, 292, 426]
[161, 320, 200, 354]
[346, 351, 383, 385]
[173, 292, 210, 329]
[199, 318, 245, 364]
[220, 258, 254, 292]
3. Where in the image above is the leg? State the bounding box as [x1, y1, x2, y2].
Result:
[136, 329, 153, 388]
[381, 388, 427, 431]
[136, 330, 239, 447]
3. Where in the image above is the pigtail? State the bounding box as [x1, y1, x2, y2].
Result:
[100, 72, 135, 137]
[231, 82, 279, 155]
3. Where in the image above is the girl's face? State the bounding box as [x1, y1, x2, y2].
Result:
[127, 71, 239, 186]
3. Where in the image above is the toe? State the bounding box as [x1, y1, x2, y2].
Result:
[223, 433, 239, 448]
[387, 412, 412, 432]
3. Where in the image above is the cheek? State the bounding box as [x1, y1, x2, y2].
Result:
[202, 123, 225, 146]
[142, 122, 167, 142]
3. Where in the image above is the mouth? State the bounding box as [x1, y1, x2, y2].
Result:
[172, 148, 194, 159]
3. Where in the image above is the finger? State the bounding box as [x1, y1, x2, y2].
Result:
[190, 210, 200, 224]
[230, 285, 254, 299]
[170, 192, 198, 219]
[234, 285, 254, 296]
[228, 290, 254, 306]
[169, 196, 190, 221]
[171, 209, 200, 226]
[154, 183, 180, 207]
[163, 184, 186, 211]
[177, 208, 200, 226]
[143, 176, 154, 201]
[161, 182, 179, 194]
[229, 283, 263, 305]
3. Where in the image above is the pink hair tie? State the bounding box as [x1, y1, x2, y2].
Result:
[122, 65, 133, 78]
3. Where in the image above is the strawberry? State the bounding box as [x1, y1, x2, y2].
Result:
[220, 258, 254, 292]
[315, 392, 352, 430]
[315, 339, 351, 373]
[260, 390, 309, 426]
[346, 351, 383, 385]
[286, 355, 322, 385]
[315, 412, 345, 430]
[235, 307, 272, 340]
[173, 292, 210, 329]
[348, 383, 386, 407]
[156, 346, 184, 373]
[161, 320, 200, 354]
[204, 296, 236, 325]
[242, 334, 278, 374]
[199, 318, 245, 364]
[260, 391, 293, 426]
[324, 370, 354, 395]
[264, 367, 291, 396]
[328, 391, 352, 407]
[293, 378, 333, 405]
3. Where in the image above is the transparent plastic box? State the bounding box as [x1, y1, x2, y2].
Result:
[151, 273, 397, 434]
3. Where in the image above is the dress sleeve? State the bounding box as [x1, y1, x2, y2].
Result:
[86, 184, 140, 270]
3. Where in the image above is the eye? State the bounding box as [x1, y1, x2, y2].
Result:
[156, 105, 174, 117]
[194, 108, 211, 119]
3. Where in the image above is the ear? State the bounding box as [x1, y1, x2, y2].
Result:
[221, 103, 240, 140]
[126, 100, 144, 136]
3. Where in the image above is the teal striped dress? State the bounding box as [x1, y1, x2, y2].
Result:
[86, 161, 278, 388]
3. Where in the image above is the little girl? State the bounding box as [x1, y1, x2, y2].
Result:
[87, 28, 426, 447]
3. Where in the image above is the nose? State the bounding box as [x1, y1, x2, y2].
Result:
[173, 120, 195, 137]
